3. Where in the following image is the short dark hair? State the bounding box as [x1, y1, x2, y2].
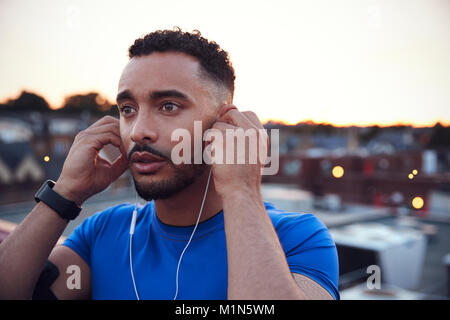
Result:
[128, 27, 236, 98]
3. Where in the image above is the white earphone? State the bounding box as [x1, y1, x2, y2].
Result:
[129, 168, 213, 300]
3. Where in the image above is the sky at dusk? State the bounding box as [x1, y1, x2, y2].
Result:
[0, 0, 449, 126]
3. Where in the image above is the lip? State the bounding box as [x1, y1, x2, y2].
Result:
[131, 152, 166, 174]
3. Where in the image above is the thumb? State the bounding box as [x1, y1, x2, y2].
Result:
[109, 153, 129, 182]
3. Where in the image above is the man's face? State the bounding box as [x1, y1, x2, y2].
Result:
[117, 52, 222, 200]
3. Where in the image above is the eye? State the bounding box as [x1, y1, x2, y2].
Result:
[160, 102, 180, 113]
[119, 105, 136, 116]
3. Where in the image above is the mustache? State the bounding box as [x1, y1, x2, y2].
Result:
[128, 143, 170, 162]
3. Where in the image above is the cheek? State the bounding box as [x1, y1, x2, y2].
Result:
[119, 125, 132, 155]
[166, 126, 194, 157]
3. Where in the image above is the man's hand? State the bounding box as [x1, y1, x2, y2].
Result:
[212, 107, 306, 299]
[53, 116, 129, 206]
[208, 105, 268, 199]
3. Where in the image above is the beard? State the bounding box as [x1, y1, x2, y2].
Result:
[132, 162, 207, 201]
[129, 137, 210, 201]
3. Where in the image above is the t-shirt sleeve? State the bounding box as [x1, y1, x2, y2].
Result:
[62, 212, 101, 266]
[62, 204, 124, 266]
[63, 203, 134, 266]
[274, 212, 340, 300]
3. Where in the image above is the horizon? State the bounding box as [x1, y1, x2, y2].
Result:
[0, 89, 450, 128]
[1, 88, 449, 128]
[1, 0, 449, 127]
[2, 88, 449, 128]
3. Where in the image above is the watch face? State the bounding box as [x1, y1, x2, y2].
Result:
[47, 180, 56, 188]
[34, 181, 48, 202]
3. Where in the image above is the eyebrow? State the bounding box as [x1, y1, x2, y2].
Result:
[116, 89, 134, 104]
[116, 89, 191, 104]
[150, 90, 189, 102]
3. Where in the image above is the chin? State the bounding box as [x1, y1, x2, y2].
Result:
[132, 163, 206, 201]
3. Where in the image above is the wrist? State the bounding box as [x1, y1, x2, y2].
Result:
[221, 186, 266, 221]
[53, 180, 84, 207]
[221, 184, 263, 203]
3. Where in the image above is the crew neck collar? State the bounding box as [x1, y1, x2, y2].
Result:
[147, 201, 224, 240]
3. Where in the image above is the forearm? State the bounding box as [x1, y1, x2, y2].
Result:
[0, 197, 69, 299]
[0, 115, 127, 299]
[222, 189, 304, 300]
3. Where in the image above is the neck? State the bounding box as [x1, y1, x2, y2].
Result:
[154, 168, 223, 226]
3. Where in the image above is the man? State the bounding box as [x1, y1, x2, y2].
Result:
[0, 28, 339, 300]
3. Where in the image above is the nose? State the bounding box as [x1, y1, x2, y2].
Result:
[130, 108, 158, 145]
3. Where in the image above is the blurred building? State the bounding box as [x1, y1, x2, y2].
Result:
[263, 149, 449, 216]
[0, 112, 130, 205]
[0, 141, 44, 203]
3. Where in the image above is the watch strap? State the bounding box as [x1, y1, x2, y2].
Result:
[34, 180, 81, 220]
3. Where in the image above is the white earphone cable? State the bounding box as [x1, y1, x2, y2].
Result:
[129, 193, 140, 300]
[129, 168, 212, 300]
[173, 168, 212, 300]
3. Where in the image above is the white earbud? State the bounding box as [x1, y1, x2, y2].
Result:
[129, 193, 140, 300]
[129, 207, 137, 236]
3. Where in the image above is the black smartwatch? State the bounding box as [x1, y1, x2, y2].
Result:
[34, 180, 82, 221]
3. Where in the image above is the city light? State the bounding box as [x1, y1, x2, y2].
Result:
[412, 169, 418, 175]
[412, 196, 424, 210]
[43, 155, 50, 162]
[408, 174, 414, 179]
[332, 166, 344, 178]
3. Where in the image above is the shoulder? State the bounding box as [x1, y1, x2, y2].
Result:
[79, 203, 137, 236]
[265, 200, 325, 229]
[264, 201, 334, 250]
[264, 201, 340, 300]
[86, 202, 135, 223]
[63, 202, 138, 265]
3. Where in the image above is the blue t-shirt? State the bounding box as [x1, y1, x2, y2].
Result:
[63, 200, 340, 300]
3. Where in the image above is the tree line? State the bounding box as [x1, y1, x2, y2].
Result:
[1, 90, 448, 148]
[0, 90, 118, 117]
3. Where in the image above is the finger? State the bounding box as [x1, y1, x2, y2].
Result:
[90, 115, 120, 128]
[109, 153, 129, 181]
[213, 119, 268, 166]
[240, 111, 268, 150]
[213, 121, 267, 147]
[85, 122, 121, 138]
[87, 123, 127, 157]
[82, 132, 123, 152]
[241, 111, 264, 130]
[74, 119, 120, 142]
[217, 104, 238, 119]
[218, 109, 256, 130]
[212, 121, 237, 131]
